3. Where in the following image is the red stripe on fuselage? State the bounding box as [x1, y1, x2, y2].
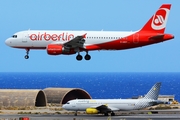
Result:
[86, 34, 167, 51]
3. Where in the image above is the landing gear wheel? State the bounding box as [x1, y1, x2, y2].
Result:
[24, 55, 29, 59]
[84, 54, 91, 60]
[76, 55, 83, 61]
[104, 113, 109, 116]
[25, 49, 30, 59]
[111, 112, 115, 116]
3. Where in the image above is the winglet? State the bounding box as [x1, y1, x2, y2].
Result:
[82, 33, 87, 38]
[140, 4, 171, 33]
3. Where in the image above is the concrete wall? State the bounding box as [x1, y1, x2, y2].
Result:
[0, 89, 47, 107]
[0, 87, 92, 107]
[43, 88, 92, 104]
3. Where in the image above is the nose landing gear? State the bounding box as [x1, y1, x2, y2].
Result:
[24, 49, 30, 59]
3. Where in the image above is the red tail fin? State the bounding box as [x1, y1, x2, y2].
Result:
[140, 4, 171, 33]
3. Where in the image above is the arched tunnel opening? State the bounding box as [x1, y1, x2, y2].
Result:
[61, 89, 91, 104]
[35, 90, 47, 107]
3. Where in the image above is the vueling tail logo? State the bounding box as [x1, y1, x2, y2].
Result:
[151, 8, 169, 30]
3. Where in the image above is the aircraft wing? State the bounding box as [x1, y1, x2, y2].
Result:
[63, 33, 86, 49]
[91, 105, 119, 113]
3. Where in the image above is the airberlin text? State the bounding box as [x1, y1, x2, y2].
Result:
[30, 32, 74, 41]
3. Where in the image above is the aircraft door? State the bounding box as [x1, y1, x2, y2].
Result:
[133, 33, 139, 44]
[22, 32, 28, 43]
[71, 102, 75, 107]
[72, 102, 79, 110]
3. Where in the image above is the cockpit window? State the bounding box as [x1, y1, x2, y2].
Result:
[67, 102, 70, 104]
[12, 35, 17, 38]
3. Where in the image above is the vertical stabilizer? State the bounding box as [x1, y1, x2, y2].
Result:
[140, 4, 171, 33]
[143, 82, 161, 100]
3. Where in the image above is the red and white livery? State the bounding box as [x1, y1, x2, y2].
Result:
[5, 4, 174, 61]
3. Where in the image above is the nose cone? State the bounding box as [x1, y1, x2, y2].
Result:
[62, 104, 66, 109]
[5, 38, 12, 46]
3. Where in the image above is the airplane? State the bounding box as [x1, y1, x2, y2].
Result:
[62, 82, 163, 116]
[5, 4, 174, 61]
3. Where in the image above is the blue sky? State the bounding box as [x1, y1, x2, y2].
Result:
[0, 0, 179, 72]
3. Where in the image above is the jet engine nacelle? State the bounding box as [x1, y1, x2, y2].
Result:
[47, 44, 64, 55]
[86, 108, 99, 114]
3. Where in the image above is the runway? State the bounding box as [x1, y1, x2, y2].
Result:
[1, 114, 180, 120]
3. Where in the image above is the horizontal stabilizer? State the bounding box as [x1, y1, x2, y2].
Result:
[149, 100, 165, 105]
[149, 34, 164, 40]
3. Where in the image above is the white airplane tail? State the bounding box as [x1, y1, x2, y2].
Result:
[143, 82, 161, 100]
[134, 82, 162, 110]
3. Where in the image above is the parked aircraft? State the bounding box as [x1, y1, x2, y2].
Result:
[62, 82, 163, 116]
[5, 4, 174, 61]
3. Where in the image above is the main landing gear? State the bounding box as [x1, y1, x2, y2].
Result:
[76, 51, 91, 61]
[111, 112, 115, 116]
[24, 49, 30, 59]
[103, 112, 115, 116]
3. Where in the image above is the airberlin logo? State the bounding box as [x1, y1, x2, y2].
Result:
[154, 15, 164, 24]
[151, 8, 169, 30]
[30, 32, 74, 41]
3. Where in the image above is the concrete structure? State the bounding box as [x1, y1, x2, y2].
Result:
[43, 88, 92, 104]
[0, 89, 47, 107]
[132, 95, 175, 103]
[0, 88, 92, 107]
[158, 95, 175, 102]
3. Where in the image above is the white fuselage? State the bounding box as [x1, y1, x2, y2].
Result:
[5, 30, 137, 49]
[62, 99, 154, 111]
